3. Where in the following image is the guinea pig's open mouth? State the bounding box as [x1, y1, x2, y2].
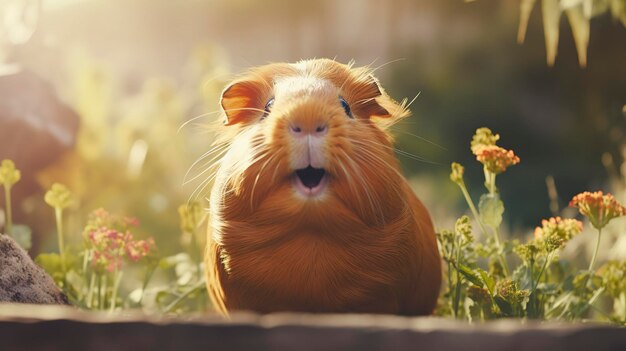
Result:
[293, 166, 328, 197]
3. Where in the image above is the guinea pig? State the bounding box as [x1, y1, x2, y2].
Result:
[204, 58, 441, 316]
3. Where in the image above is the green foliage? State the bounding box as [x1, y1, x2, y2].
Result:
[478, 194, 504, 229]
[20, 180, 211, 314]
[440, 127, 626, 323]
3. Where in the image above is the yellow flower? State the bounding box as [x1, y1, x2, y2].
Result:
[0, 160, 21, 187]
[454, 215, 473, 242]
[533, 216, 583, 250]
[570, 191, 626, 229]
[514, 242, 540, 262]
[475, 145, 520, 174]
[44, 183, 73, 210]
[449, 162, 465, 185]
[496, 279, 529, 304]
[471, 127, 500, 155]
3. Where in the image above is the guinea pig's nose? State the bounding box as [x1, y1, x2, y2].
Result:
[289, 123, 328, 136]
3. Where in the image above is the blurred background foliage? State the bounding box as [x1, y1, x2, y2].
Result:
[0, 0, 624, 264]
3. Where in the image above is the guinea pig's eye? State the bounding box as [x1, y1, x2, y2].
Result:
[262, 97, 275, 120]
[339, 96, 353, 118]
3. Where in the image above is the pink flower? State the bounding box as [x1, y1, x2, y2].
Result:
[84, 209, 156, 273]
[123, 216, 140, 227]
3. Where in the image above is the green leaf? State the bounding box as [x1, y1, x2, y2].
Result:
[156, 290, 172, 307]
[128, 288, 144, 304]
[65, 269, 86, 295]
[159, 253, 191, 270]
[494, 295, 514, 316]
[478, 194, 504, 228]
[9, 224, 32, 250]
[478, 269, 496, 295]
[512, 264, 533, 290]
[457, 263, 484, 287]
[35, 253, 63, 275]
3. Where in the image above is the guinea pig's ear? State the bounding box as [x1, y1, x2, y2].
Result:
[349, 72, 408, 122]
[353, 78, 392, 119]
[220, 79, 265, 126]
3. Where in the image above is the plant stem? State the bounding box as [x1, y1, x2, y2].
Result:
[97, 273, 102, 309]
[529, 251, 554, 317]
[533, 251, 553, 293]
[486, 170, 496, 195]
[138, 264, 157, 306]
[55, 207, 66, 272]
[458, 182, 488, 237]
[87, 272, 96, 309]
[3, 184, 12, 235]
[492, 227, 510, 277]
[453, 269, 462, 318]
[528, 258, 536, 317]
[446, 261, 453, 314]
[588, 227, 602, 272]
[622, 293, 626, 322]
[164, 280, 205, 313]
[109, 270, 123, 313]
[452, 234, 463, 318]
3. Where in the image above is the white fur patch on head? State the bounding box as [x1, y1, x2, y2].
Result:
[273, 76, 336, 100]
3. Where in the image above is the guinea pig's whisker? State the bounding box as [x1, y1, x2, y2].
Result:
[220, 142, 268, 194]
[184, 143, 231, 185]
[351, 139, 440, 166]
[335, 151, 366, 214]
[183, 156, 224, 186]
[337, 154, 370, 218]
[177, 109, 224, 134]
[390, 128, 448, 152]
[367, 58, 406, 76]
[270, 148, 289, 184]
[352, 150, 403, 194]
[338, 149, 385, 225]
[184, 149, 222, 185]
[186, 142, 229, 172]
[348, 146, 406, 199]
[188, 170, 219, 205]
[188, 144, 239, 202]
[394, 149, 434, 163]
[222, 107, 267, 115]
[403, 92, 421, 110]
[250, 152, 277, 208]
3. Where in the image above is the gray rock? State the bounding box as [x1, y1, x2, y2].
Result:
[0, 234, 69, 305]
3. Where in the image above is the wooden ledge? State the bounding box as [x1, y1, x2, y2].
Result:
[0, 304, 624, 350]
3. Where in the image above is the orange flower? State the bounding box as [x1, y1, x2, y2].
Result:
[533, 216, 583, 250]
[570, 191, 626, 229]
[475, 145, 520, 174]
